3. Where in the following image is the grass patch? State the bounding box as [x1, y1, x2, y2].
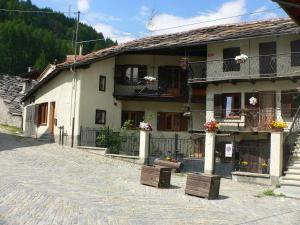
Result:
[262, 189, 285, 197]
[0, 124, 22, 135]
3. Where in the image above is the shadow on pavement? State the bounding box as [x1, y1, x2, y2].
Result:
[0, 131, 47, 152]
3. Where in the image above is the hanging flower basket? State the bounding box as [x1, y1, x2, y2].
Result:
[204, 121, 220, 132]
[139, 121, 153, 131]
[249, 96, 257, 106]
[235, 54, 248, 64]
[144, 76, 156, 85]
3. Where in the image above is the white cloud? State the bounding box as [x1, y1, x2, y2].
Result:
[140, 5, 151, 17]
[94, 23, 136, 44]
[147, 0, 247, 35]
[250, 6, 279, 20]
[78, 0, 90, 12]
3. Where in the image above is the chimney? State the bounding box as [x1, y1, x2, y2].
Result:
[79, 44, 83, 56]
[21, 79, 32, 94]
[28, 67, 32, 72]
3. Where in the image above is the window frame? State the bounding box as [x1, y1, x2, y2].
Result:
[223, 47, 241, 72]
[121, 111, 145, 128]
[38, 102, 48, 126]
[99, 75, 106, 92]
[115, 64, 147, 85]
[157, 112, 188, 132]
[291, 40, 300, 67]
[222, 93, 242, 118]
[95, 110, 106, 125]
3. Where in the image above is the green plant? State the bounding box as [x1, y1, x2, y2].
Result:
[262, 189, 285, 197]
[96, 127, 122, 154]
[122, 120, 135, 130]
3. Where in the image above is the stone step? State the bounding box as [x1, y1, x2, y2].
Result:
[281, 174, 300, 181]
[290, 160, 300, 166]
[286, 168, 300, 174]
[285, 171, 300, 175]
[280, 180, 300, 187]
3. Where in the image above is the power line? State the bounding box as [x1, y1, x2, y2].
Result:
[0, 8, 78, 15]
[150, 7, 282, 32]
[76, 38, 105, 44]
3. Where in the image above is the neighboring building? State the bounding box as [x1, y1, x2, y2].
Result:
[22, 18, 300, 185]
[0, 74, 35, 128]
[273, 0, 300, 25]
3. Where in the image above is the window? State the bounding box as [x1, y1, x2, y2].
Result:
[222, 93, 241, 118]
[115, 65, 147, 85]
[157, 112, 188, 131]
[95, 110, 106, 124]
[223, 47, 240, 72]
[122, 111, 145, 128]
[291, 40, 300, 67]
[99, 76, 106, 91]
[214, 94, 241, 118]
[281, 90, 298, 117]
[38, 103, 48, 125]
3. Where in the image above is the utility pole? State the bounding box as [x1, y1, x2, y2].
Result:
[71, 11, 80, 148]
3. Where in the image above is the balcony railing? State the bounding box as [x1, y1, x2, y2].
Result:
[189, 53, 300, 81]
[192, 108, 296, 132]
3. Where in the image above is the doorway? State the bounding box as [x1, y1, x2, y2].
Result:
[50, 102, 56, 134]
[259, 42, 277, 76]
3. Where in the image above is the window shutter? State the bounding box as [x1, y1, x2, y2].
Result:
[115, 65, 125, 83]
[138, 66, 147, 79]
[214, 94, 222, 119]
[180, 114, 188, 131]
[281, 91, 292, 117]
[157, 112, 165, 131]
[291, 40, 300, 67]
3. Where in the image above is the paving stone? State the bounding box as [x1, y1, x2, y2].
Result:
[0, 131, 300, 225]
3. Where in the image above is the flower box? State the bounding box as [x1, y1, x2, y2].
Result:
[185, 173, 221, 199]
[140, 165, 172, 188]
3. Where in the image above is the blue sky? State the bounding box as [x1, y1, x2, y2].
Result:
[32, 0, 288, 43]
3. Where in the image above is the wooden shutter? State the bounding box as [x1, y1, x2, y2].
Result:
[214, 94, 222, 119]
[180, 113, 188, 131]
[138, 66, 147, 80]
[115, 65, 126, 83]
[157, 112, 165, 131]
[291, 40, 300, 67]
[281, 91, 293, 117]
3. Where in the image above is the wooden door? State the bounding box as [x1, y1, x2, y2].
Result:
[245, 92, 260, 130]
[259, 92, 275, 130]
[259, 42, 277, 76]
[50, 102, 56, 134]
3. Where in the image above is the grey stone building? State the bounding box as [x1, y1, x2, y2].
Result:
[0, 74, 34, 128]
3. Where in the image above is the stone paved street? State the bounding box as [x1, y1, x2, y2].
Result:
[0, 131, 300, 225]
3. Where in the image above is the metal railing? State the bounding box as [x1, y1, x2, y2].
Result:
[192, 108, 284, 132]
[283, 106, 300, 171]
[189, 53, 300, 81]
[79, 127, 140, 156]
[149, 134, 205, 160]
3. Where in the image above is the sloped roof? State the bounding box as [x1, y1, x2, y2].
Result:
[23, 18, 299, 101]
[0, 74, 30, 115]
[273, 1, 300, 26]
[57, 18, 299, 68]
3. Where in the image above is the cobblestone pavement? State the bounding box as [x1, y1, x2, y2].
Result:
[0, 132, 300, 225]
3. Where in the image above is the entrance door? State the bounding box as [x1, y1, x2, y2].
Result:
[50, 102, 56, 134]
[259, 42, 277, 76]
[259, 92, 275, 130]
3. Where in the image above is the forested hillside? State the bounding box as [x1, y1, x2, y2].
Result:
[0, 0, 117, 75]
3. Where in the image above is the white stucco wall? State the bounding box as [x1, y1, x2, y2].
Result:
[206, 34, 300, 80]
[23, 69, 80, 138]
[78, 58, 122, 131]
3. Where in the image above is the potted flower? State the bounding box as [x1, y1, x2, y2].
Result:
[240, 160, 249, 172]
[235, 54, 248, 64]
[269, 120, 287, 132]
[139, 121, 153, 131]
[204, 120, 220, 132]
[261, 161, 269, 174]
[144, 76, 156, 85]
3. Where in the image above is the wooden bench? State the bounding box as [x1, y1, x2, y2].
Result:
[153, 158, 184, 173]
[185, 173, 221, 199]
[140, 165, 172, 188]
